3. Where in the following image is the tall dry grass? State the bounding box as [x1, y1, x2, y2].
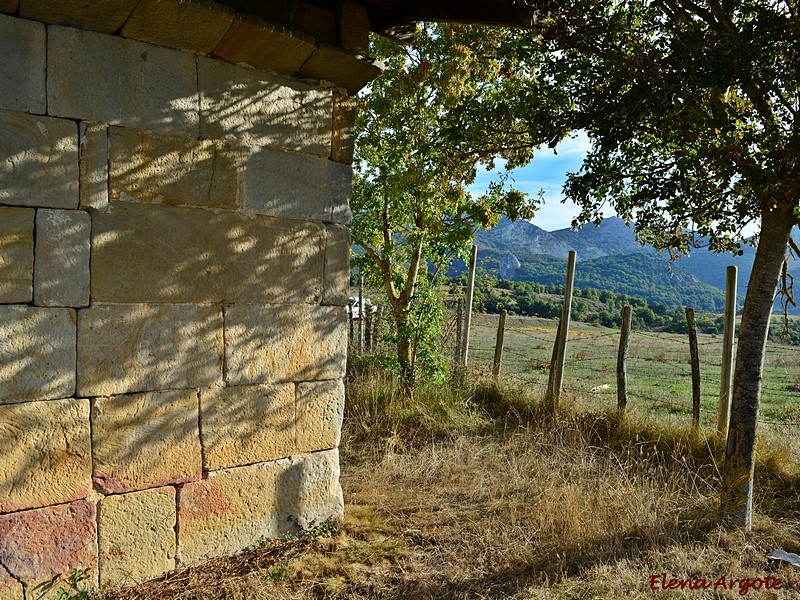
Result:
[94, 373, 800, 600]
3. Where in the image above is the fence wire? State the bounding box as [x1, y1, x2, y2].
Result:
[350, 308, 800, 431]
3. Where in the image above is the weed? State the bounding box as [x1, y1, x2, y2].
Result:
[56, 567, 90, 600]
[265, 562, 288, 582]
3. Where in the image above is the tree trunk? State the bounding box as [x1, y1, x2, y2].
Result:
[390, 303, 414, 385]
[720, 202, 795, 528]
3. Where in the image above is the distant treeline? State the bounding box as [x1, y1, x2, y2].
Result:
[450, 276, 800, 344]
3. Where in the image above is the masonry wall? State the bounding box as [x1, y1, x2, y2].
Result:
[0, 1, 372, 597]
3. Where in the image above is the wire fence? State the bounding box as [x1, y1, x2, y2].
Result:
[349, 307, 800, 433]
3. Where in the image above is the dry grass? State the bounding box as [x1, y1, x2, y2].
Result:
[93, 376, 800, 600]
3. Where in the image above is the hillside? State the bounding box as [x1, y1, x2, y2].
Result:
[463, 217, 800, 313]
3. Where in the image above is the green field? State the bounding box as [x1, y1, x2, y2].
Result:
[461, 313, 800, 431]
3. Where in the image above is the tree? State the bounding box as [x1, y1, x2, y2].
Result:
[508, 0, 799, 527]
[352, 24, 545, 383]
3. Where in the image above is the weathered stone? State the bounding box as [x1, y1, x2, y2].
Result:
[0, 14, 45, 114]
[198, 57, 333, 156]
[48, 26, 198, 138]
[33, 209, 91, 307]
[290, 1, 336, 45]
[0, 399, 91, 513]
[92, 390, 202, 494]
[109, 127, 239, 210]
[0, 564, 23, 600]
[212, 14, 315, 76]
[298, 45, 384, 95]
[0, 110, 79, 209]
[178, 449, 342, 564]
[79, 123, 109, 212]
[0, 501, 97, 600]
[331, 93, 356, 164]
[0, 1, 18, 16]
[240, 147, 352, 224]
[98, 487, 177, 585]
[0, 207, 34, 303]
[338, 0, 370, 55]
[224, 304, 347, 385]
[77, 303, 223, 397]
[219, 0, 288, 26]
[296, 380, 344, 453]
[122, 0, 235, 54]
[91, 203, 325, 304]
[322, 224, 350, 306]
[19, 0, 138, 33]
[0, 306, 76, 404]
[200, 384, 295, 471]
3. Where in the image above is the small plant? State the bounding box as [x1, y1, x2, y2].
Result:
[286, 515, 340, 544]
[265, 562, 289, 582]
[56, 567, 90, 600]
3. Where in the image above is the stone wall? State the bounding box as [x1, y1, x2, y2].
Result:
[0, 1, 374, 597]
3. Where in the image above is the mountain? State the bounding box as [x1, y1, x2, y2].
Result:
[463, 217, 800, 314]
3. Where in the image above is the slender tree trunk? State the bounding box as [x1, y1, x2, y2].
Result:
[720, 202, 795, 529]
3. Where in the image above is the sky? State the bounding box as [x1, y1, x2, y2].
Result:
[469, 131, 595, 233]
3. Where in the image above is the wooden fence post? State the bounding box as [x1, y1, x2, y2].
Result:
[372, 305, 383, 352]
[348, 305, 354, 350]
[718, 266, 738, 438]
[455, 299, 463, 366]
[493, 309, 507, 378]
[546, 250, 577, 413]
[461, 244, 478, 369]
[358, 274, 364, 354]
[685, 307, 701, 432]
[364, 305, 372, 352]
[617, 304, 632, 417]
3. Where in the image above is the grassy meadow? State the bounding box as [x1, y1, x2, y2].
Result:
[464, 313, 800, 429]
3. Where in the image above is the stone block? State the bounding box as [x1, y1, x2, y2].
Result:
[0, 14, 45, 114]
[48, 26, 198, 138]
[0, 110, 79, 208]
[224, 304, 347, 385]
[217, 0, 288, 26]
[322, 224, 349, 306]
[212, 14, 315, 76]
[331, 93, 356, 164]
[201, 384, 295, 471]
[298, 45, 383, 95]
[178, 449, 342, 564]
[33, 209, 91, 307]
[0, 399, 91, 513]
[0, 1, 17, 16]
[19, 0, 138, 33]
[240, 147, 352, 224]
[91, 203, 325, 304]
[338, 0, 370, 55]
[77, 303, 223, 397]
[0, 564, 23, 600]
[296, 380, 344, 452]
[198, 57, 333, 156]
[109, 127, 240, 210]
[291, 1, 336, 45]
[0, 306, 76, 404]
[0, 207, 34, 303]
[79, 123, 109, 212]
[122, 0, 235, 54]
[98, 487, 177, 586]
[92, 390, 202, 494]
[0, 501, 97, 600]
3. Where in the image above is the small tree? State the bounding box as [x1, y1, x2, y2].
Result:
[352, 24, 545, 384]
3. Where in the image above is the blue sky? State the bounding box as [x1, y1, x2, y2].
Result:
[470, 131, 763, 238]
[470, 131, 596, 232]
